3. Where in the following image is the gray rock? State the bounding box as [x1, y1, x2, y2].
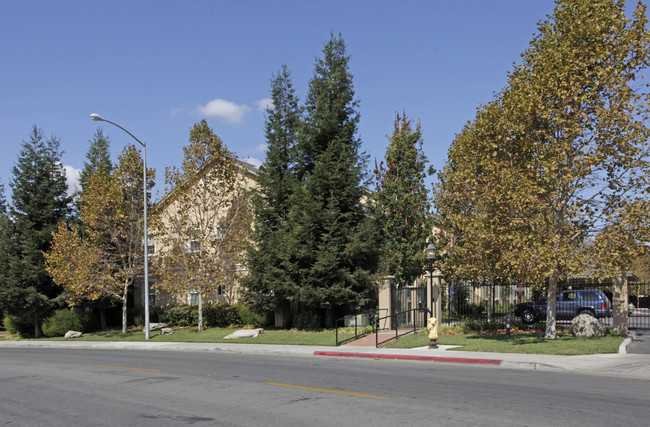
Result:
[224, 328, 264, 339]
[571, 313, 607, 337]
[160, 328, 174, 335]
[144, 322, 168, 332]
[64, 330, 82, 339]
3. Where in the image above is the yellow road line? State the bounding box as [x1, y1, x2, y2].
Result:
[265, 382, 390, 400]
[97, 365, 160, 372]
[0, 359, 15, 362]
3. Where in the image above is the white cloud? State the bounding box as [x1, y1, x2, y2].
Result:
[255, 98, 273, 112]
[197, 98, 250, 124]
[169, 107, 182, 116]
[255, 144, 267, 153]
[63, 165, 81, 196]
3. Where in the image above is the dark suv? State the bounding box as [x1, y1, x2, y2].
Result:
[514, 289, 612, 324]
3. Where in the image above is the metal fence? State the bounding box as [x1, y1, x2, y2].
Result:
[441, 280, 650, 330]
[334, 309, 377, 346]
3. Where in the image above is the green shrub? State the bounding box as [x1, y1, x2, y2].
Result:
[78, 311, 99, 333]
[238, 305, 271, 327]
[157, 303, 246, 328]
[293, 310, 322, 331]
[3, 315, 34, 336]
[160, 305, 199, 327]
[437, 325, 453, 335]
[3, 315, 19, 335]
[453, 323, 472, 334]
[42, 309, 84, 337]
[203, 303, 242, 327]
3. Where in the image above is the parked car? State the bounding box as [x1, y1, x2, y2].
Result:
[514, 289, 612, 324]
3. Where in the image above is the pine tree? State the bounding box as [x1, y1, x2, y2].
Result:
[289, 33, 377, 327]
[243, 65, 301, 316]
[374, 113, 434, 286]
[0, 126, 72, 337]
[0, 184, 8, 323]
[80, 127, 112, 191]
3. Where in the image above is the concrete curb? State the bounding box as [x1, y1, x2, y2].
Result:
[314, 350, 503, 365]
[619, 333, 636, 354]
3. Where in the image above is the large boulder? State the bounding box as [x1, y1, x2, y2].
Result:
[224, 329, 264, 339]
[144, 322, 168, 332]
[160, 328, 174, 335]
[571, 313, 607, 337]
[64, 330, 83, 339]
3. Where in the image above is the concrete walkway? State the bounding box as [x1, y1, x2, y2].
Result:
[1, 335, 648, 379]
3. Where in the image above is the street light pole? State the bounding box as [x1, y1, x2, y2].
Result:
[426, 242, 436, 313]
[90, 114, 150, 340]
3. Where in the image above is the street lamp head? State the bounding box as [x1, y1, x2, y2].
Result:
[90, 113, 105, 122]
[426, 243, 436, 260]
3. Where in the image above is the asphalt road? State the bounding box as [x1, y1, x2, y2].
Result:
[629, 330, 650, 354]
[1, 348, 649, 426]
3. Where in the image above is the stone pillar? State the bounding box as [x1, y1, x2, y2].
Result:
[378, 276, 395, 331]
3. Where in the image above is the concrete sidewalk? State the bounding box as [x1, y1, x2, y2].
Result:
[1, 337, 648, 379]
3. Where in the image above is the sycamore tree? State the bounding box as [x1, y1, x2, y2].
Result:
[46, 145, 154, 333]
[374, 113, 434, 287]
[436, 0, 650, 339]
[153, 120, 252, 331]
[243, 65, 301, 316]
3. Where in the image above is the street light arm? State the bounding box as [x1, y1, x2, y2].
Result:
[88, 113, 150, 340]
[89, 114, 146, 148]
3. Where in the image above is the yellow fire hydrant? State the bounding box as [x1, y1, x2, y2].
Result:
[427, 316, 438, 349]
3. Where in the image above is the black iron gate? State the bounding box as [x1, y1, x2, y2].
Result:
[629, 282, 650, 330]
[391, 286, 427, 329]
[441, 280, 650, 330]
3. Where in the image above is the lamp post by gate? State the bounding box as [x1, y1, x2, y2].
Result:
[90, 113, 150, 340]
[425, 243, 438, 348]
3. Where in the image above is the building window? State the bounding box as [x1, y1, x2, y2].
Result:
[217, 284, 227, 297]
[189, 229, 201, 253]
[188, 291, 199, 305]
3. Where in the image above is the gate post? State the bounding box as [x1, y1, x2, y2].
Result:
[378, 276, 395, 331]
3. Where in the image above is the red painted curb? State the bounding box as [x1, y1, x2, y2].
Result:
[313, 351, 502, 365]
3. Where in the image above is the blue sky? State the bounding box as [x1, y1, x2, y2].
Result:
[0, 0, 564, 201]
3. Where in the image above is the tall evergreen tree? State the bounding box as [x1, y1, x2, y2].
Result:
[243, 65, 301, 316]
[374, 113, 434, 286]
[0, 183, 8, 323]
[0, 126, 72, 337]
[289, 33, 377, 327]
[80, 127, 112, 191]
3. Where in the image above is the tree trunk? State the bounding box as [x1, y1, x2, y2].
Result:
[545, 271, 559, 340]
[122, 283, 128, 334]
[99, 309, 107, 330]
[198, 291, 203, 331]
[613, 270, 628, 335]
[325, 308, 333, 328]
[34, 320, 42, 339]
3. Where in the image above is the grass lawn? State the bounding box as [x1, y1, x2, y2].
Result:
[39, 327, 340, 346]
[7, 327, 626, 355]
[384, 331, 626, 355]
